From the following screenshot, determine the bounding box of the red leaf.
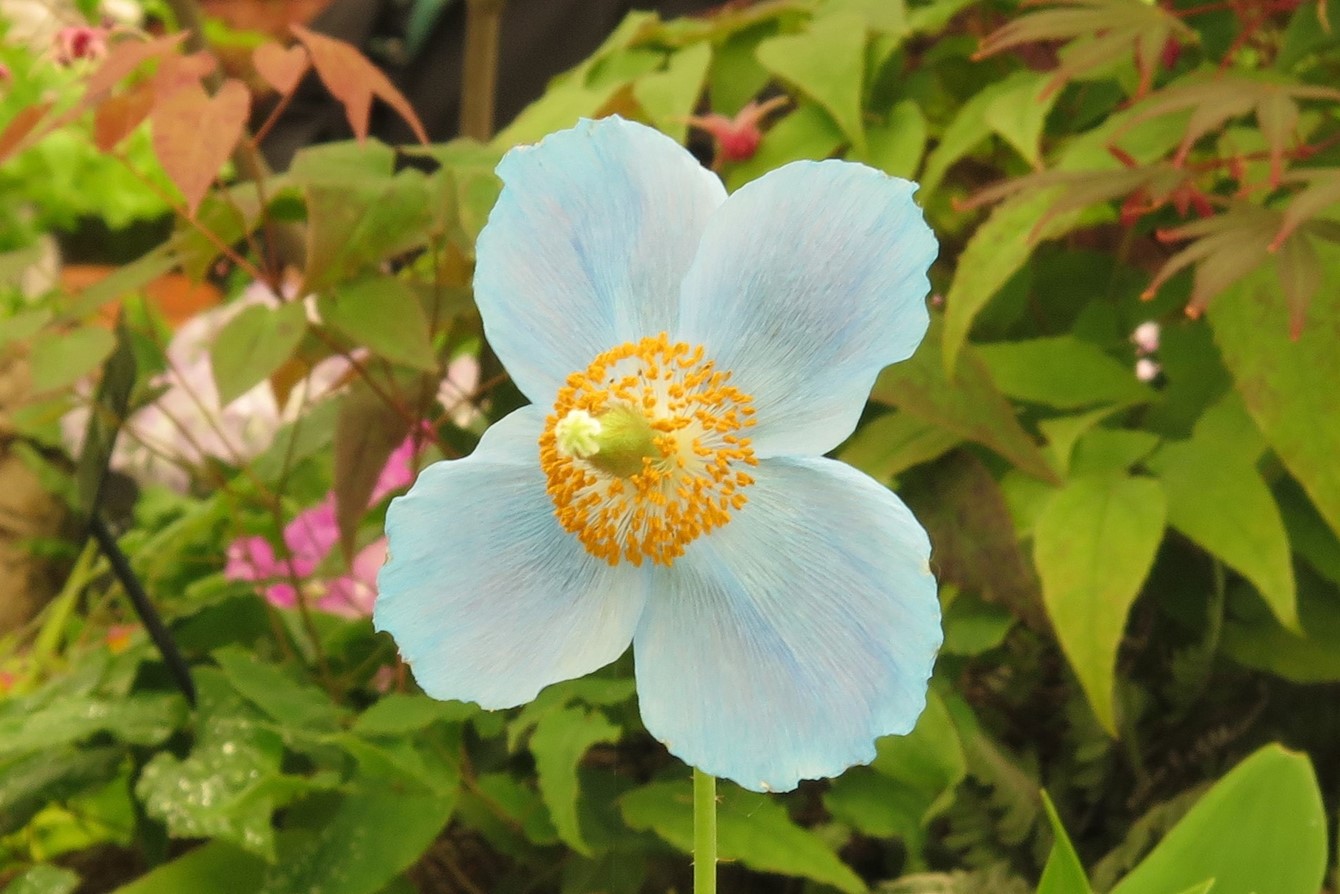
[151,50,218,102]
[0,102,52,163]
[151,79,251,216]
[253,41,309,96]
[290,24,428,144]
[93,81,154,151]
[84,32,187,100]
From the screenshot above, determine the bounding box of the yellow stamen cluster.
[539,334,758,567]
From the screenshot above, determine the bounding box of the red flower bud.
[687,96,789,165]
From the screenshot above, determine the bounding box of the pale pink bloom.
[1131,321,1160,355]
[1135,357,1161,382]
[63,285,350,491]
[436,353,481,425]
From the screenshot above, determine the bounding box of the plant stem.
[693,767,717,894]
[460,0,507,140]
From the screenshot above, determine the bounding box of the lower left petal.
[633,456,941,792]
[375,407,649,709]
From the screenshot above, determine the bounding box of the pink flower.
[54,26,109,65]
[225,429,423,618]
[63,284,350,492]
[687,96,788,165]
[1135,357,1161,383]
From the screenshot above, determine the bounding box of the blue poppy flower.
[375,116,941,793]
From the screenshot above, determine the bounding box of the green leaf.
[1,864,79,894]
[1038,790,1093,894]
[333,377,414,558]
[210,301,308,407]
[871,320,1060,483]
[318,276,437,372]
[1040,405,1128,478]
[621,781,865,893]
[352,694,475,737]
[1210,266,1340,540]
[918,83,994,199]
[27,327,115,393]
[1222,575,1340,683]
[135,715,286,859]
[858,100,927,179]
[1033,474,1166,733]
[0,308,50,350]
[976,337,1152,409]
[899,451,1046,630]
[707,20,777,114]
[58,248,179,323]
[301,169,433,293]
[110,841,265,894]
[1148,438,1297,631]
[633,43,712,143]
[0,694,186,758]
[1111,745,1326,894]
[0,745,122,835]
[982,71,1058,169]
[1068,428,1160,477]
[756,13,867,152]
[941,189,1088,375]
[820,0,908,34]
[258,787,456,894]
[529,705,620,856]
[837,411,960,482]
[941,590,1016,656]
[825,690,964,862]
[212,646,344,731]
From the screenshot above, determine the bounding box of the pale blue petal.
[475,117,727,404]
[675,160,937,458]
[633,457,941,792]
[375,406,649,709]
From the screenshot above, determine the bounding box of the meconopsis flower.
[375,117,942,792]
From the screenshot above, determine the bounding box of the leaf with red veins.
[1144,204,1281,319]
[1272,169,1340,250]
[94,79,155,151]
[290,24,428,144]
[152,79,251,217]
[973,0,1192,99]
[253,42,310,96]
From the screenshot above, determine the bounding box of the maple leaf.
[974,0,1194,98]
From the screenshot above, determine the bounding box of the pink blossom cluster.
[224,433,420,618]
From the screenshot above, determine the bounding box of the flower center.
[539,334,758,567]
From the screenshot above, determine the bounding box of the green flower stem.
[693,767,717,894]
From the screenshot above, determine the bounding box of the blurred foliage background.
[1,0,1338,891]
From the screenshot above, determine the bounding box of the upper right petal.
[475,117,727,405]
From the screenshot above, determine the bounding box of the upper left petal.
[475,117,727,404]
[375,407,649,708]
[633,456,941,792]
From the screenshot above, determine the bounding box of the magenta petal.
[371,435,421,504]
[282,497,339,575]
[225,536,279,582]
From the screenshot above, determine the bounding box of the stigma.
[539,334,758,567]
